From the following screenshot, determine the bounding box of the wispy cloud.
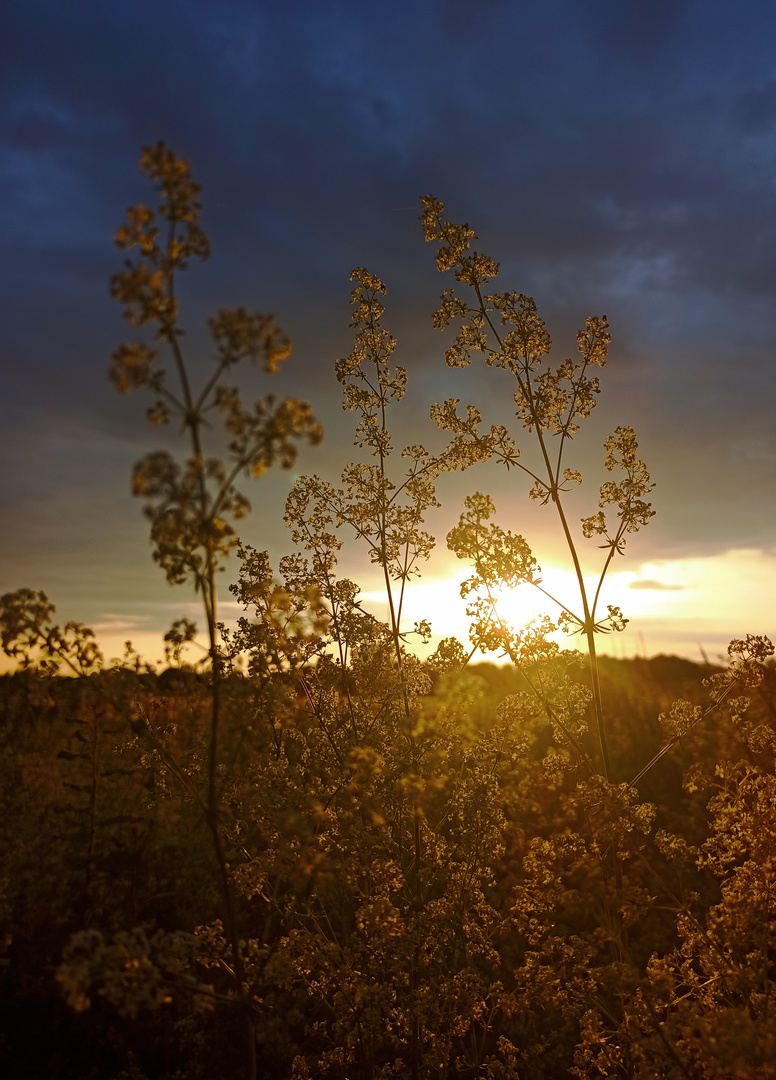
[92,615,151,633]
[628,578,685,591]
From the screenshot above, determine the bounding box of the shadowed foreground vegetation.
[1,655,775,1079]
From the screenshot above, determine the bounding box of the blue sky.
[1,0,775,663]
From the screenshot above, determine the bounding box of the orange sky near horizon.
[4,546,771,676]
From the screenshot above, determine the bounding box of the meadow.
[1,145,774,1080]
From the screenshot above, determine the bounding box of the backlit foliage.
[110,142,321,594]
[0,152,774,1080]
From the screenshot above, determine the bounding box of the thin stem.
[473,281,613,782]
[194,356,230,415]
[590,539,620,622]
[163,223,256,1080]
[528,580,583,624]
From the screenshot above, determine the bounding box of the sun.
[489,580,564,634]
[360,562,587,657]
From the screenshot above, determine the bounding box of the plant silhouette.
[0,149,773,1080]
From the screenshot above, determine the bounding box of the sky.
[1,0,775,668]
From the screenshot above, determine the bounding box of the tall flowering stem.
[419,195,655,784]
[110,143,321,1080]
[285,267,497,1076]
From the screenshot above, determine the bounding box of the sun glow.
[359,548,776,663]
[360,562,586,657]
[485,568,581,634]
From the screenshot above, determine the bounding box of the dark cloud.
[733,78,776,134]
